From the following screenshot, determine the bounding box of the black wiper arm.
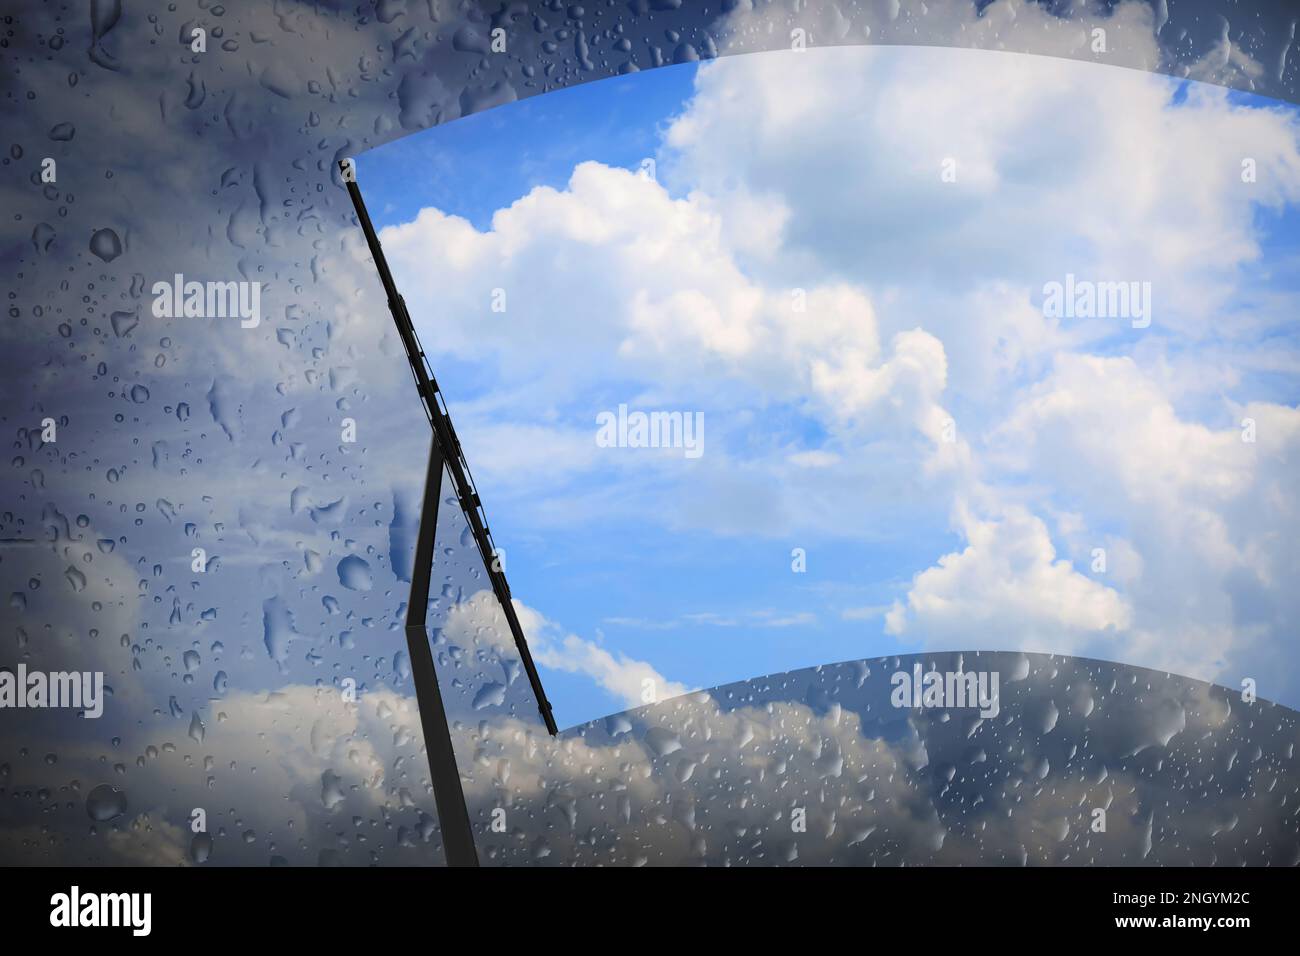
[340,159,558,737]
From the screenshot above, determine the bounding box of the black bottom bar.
[21,866,1285,939]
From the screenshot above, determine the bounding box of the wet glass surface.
[1,0,1298,866]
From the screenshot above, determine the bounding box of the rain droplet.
[89,227,122,262]
[336,554,372,591]
[86,784,127,821]
[189,832,213,864]
[110,310,138,337]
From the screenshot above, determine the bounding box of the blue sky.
[361,63,926,719]
[364,48,1300,728]
[362,63,697,230]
